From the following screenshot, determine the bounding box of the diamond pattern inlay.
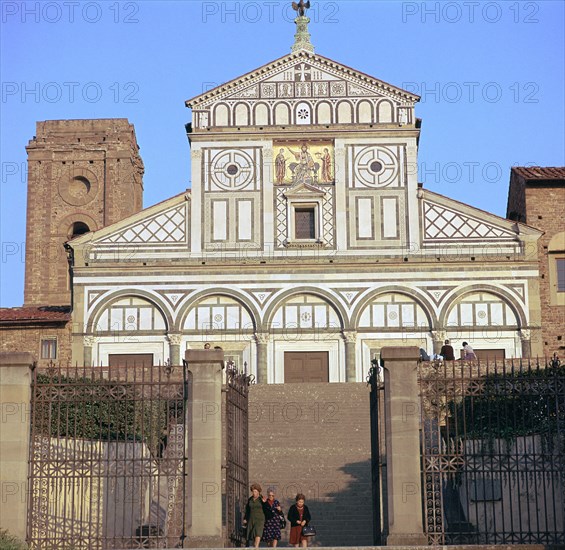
[423,201,515,241]
[99,205,187,244]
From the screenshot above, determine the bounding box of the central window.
[283,189,325,247]
[295,207,316,239]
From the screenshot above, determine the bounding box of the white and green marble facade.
[70,49,542,380]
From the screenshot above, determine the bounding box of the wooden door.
[284,351,329,383]
[108,353,154,367]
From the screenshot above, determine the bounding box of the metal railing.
[27,362,188,549]
[418,358,565,545]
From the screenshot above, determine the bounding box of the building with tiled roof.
[0,306,71,366]
[507,166,565,354]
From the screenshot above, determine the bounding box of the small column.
[184,349,224,548]
[255,332,270,384]
[0,352,35,542]
[519,329,531,358]
[380,346,427,546]
[83,335,95,366]
[432,330,446,356]
[167,333,183,365]
[342,330,357,382]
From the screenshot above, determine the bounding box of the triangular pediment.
[421,190,542,244]
[283,181,326,198]
[70,192,191,262]
[186,51,419,124]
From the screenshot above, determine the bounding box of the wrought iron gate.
[419,358,565,545]
[27,363,188,549]
[225,361,253,547]
[367,360,384,545]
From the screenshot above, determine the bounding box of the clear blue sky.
[1,0,564,307]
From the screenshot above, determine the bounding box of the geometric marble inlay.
[99,205,187,244]
[423,201,515,240]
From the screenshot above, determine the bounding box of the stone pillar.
[342,330,357,382]
[255,332,269,384]
[168,333,183,365]
[184,349,224,548]
[519,329,532,358]
[0,352,35,542]
[83,335,95,366]
[380,346,427,546]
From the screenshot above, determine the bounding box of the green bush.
[448,364,565,442]
[33,373,184,456]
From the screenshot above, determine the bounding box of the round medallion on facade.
[58,167,98,206]
[354,146,398,187]
[210,150,254,191]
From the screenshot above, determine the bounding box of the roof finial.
[291,1,314,53]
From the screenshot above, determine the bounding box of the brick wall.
[248,383,374,546]
[0,323,71,367]
[525,185,565,355]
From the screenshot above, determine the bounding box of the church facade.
[65,19,546,382]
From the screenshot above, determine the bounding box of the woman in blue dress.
[261,488,284,547]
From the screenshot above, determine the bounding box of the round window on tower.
[58,168,98,206]
[69,176,91,199]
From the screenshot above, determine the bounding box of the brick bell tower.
[24,119,144,306]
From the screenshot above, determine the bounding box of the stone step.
[156,546,546,550]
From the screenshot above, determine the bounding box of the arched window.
[183,296,254,332]
[358,293,430,330]
[94,297,167,333]
[271,294,341,330]
[69,221,90,240]
[445,292,519,329]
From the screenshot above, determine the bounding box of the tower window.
[69,175,91,198]
[69,222,90,240]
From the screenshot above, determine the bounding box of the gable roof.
[185,50,420,109]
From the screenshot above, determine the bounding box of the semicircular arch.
[263,287,348,331]
[439,285,526,329]
[88,289,172,333]
[58,212,98,239]
[351,287,436,331]
[177,288,260,333]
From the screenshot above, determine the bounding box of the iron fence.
[419,358,565,545]
[367,361,385,545]
[27,363,188,549]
